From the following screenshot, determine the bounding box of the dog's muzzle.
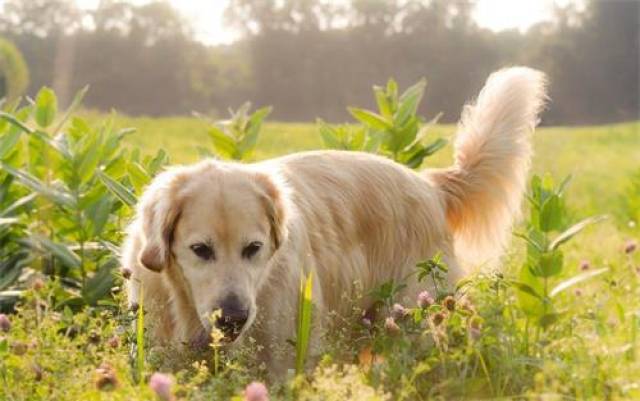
[215,293,249,342]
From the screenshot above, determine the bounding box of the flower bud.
[417,291,434,309]
[95,362,118,391]
[625,240,637,254]
[390,303,408,320]
[244,381,269,401]
[107,335,120,348]
[384,317,401,334]
[121,267,133,280]
[443,296,456,312]
[149,372,173,401]
[579,260,590,271]
[432,312,445,326]
[0,314,11,332]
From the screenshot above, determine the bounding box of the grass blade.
[136,283,145,383]
[296,271,313,375]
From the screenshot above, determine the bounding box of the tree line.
[0,0,637,125]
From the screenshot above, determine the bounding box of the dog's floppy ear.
[254,172,288,251]
[137,169,185,272]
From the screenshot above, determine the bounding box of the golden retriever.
[121,67,547,373]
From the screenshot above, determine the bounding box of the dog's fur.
[122,67,547,373]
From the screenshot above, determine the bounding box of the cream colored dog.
[121,67,547,372]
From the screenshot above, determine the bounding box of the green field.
[112,115,638,216]
[2,111,639,400]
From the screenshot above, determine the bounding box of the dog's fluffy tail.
[430,67,547,270]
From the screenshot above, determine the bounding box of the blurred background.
[0,0,638,125]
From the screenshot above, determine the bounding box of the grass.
[1,115,639,400]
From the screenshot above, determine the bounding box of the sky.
[75,0,577,45]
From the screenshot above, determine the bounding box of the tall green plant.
[514,174,607,329]
[201,102,272,161]
[319,78,446,168]
[0,87,166,309]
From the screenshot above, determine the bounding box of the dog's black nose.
[216,294,249,340]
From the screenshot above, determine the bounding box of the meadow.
[0,86,639,400]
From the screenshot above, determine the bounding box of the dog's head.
[135,160,288,345]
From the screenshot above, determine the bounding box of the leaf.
[548,215,607,251]
[534,250,564,278]
[208,126,237,159]
[239,106,271,155]
[509,280,543,300]
[0,130,22,159]
[0,217,19,227]
[82,259,117,305]
[30,234,81,268]
[97,170,137,207]
[374,86,392,118]
[146,149,168,175]
[539,312,562,329]
[348,107,392,131]
[539,194,563,232]
[550,268,609,298]
[35,87,58,128]
[127,162,151,194]
[317,120,342,149]
[53,85,88,135]
[395,79,426,126]
[296,271,314,375]
[87,197,112,237]
[403,138,448,169]
[77,134,103,184]
[1,162,75,207]
[517,262,545,317]
[0,193,37,217]
[0,252,30,290]
[0,111,34,134]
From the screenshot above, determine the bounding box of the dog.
[121,67,547,374]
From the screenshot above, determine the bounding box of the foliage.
[514,175,606,328]
[319,78,447,168]
[0,37,29,102]
[0,87,167,311]
[200,102,272,161]
[0,86,638,399]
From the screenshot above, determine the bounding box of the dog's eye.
[190,243,214,261]
[242,241,263,259]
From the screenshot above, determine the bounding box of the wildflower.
[244,381,269,401]
[625,240,637,254]
[32,278,45,291]
[579,260,590,271]
[88,330,101,345]
[0,313,11,332]
[11,341,27,355]
[443,296,456,312]
[384,317,401,334]
[432,312,445,326]
[417,291,434,309]
[391,303,408,320]
[149,372,173,401]
[31,363,43,381]
[107,335,120,348]
[94,362,118,391]
[121,267,132,280]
